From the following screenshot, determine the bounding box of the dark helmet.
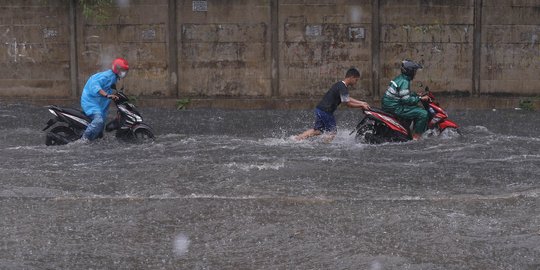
[400,59,422,79]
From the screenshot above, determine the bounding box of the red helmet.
[111,58,129,76]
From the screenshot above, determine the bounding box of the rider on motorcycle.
[80,58,129,141]
[382,59,430,140]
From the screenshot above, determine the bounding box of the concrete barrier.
[0,0,538,109]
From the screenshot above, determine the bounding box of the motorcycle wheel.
[355,119,376,143]
[133,129,155,143]
[45,126,78,146]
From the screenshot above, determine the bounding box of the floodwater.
[1,103,539,270]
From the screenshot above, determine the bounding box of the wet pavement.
[0,102,539,269]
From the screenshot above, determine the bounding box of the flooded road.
[1,103,539,269]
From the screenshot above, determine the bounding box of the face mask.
[119,71,127,78]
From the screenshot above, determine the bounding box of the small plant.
[80,0,113,21]
[518,99,534,111]
[176,98,191,110]
[128,95,138,105]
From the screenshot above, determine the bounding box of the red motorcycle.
[353,88,460,143]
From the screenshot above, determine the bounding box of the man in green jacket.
[382,59,430,140]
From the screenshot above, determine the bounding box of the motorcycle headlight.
[48,109,57,116]
[119,105,143,122]
[127,112,142,122]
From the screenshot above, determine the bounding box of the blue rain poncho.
[80,69,118,116]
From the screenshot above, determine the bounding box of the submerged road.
[1,103,539,269]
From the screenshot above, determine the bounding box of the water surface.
[1,103,539,269]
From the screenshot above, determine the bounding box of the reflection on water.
[1,103,539,269]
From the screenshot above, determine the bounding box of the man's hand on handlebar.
[359,101,371,110]
[107,94,119,101]
[420,95,430,102]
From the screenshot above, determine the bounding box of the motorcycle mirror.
[424,86,430,92]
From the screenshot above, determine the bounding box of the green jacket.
[381,74,421,111]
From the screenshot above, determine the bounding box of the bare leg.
[293,129,322,141]
[321,132,336,143]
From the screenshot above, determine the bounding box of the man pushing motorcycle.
[293,67,371,142]
[79,58,129,141]
[382,59,430,140]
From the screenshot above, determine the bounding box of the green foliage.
[518,99,535,111]
[80,0,113,21]
[176,98,191,110]
[128,95,138,105]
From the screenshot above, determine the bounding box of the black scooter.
[43,90,154,145]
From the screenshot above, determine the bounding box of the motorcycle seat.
[368,107,413,129]
[50,105,91,122]
[368,107,397,118]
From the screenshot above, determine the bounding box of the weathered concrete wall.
[178,0,271,97]
[77,0,169,97]
[0,0,539,107]
[0,1,71,97]
[481,0,540,95]
[278,0,373,99]
[380,0,475,96]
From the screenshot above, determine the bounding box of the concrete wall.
[178,0,272,97]
[0,0,539,106]
[278,0,373,99]
[380,0,475,95]
[481,0,540,95]
[0,1,71,98]
[77,0,169,97]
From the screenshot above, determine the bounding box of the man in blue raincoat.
[80,58,129,141]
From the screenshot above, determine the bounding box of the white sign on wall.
[193,1,208,12]
[305,25,322,36]
[349,27,365,40]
